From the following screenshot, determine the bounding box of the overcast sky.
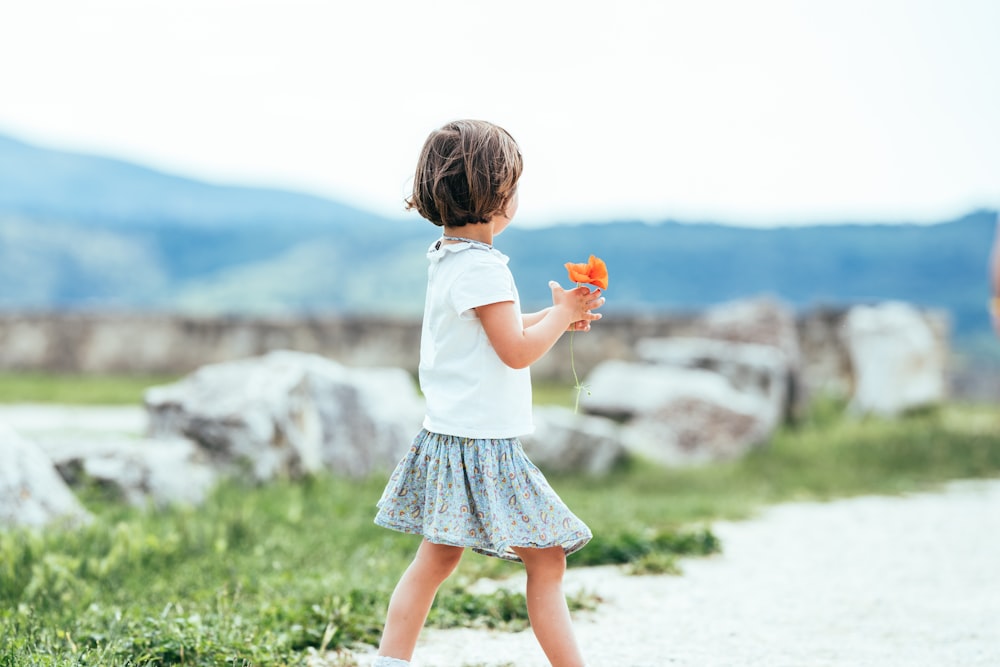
[1,0,998,227]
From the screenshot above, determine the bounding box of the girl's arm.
[524,309,595,331]
[478,283,603,370]
[522,308,551,328]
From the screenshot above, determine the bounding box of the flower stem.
[570,327,582,413]
[569,282,589,414]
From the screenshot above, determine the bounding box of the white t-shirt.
[419,239,534,438]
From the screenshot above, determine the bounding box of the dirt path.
[344,479,1000,667]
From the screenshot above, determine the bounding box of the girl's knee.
[514,546,567,578]
[416,540,464,576]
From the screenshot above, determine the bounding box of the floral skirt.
[375,429,592,562]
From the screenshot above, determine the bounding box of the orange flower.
[564,255,608,290]
[563,254,608,413]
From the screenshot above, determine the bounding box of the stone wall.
[0,313,426,376]
[0,308,950,400]
[0,312,696,379]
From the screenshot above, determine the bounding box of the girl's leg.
[511,546,586,667]
[377,539,464,661]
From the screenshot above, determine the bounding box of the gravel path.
[344,479,1000,667]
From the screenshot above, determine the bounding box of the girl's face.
[493,189,519,236]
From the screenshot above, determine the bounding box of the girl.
[373,120,604,667]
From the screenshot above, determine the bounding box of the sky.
[1,0,999,227]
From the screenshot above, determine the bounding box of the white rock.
[580,361,768,421]
[523,406,625,475]
[842,302,947,416]
[637,336,788,427]
[40,436,218,508]
[0,423,92,529]
[145,350,424,481]
[580,360,775,465]
[623,396,773,466]
[688,296,805,418]
[696,296,802,368]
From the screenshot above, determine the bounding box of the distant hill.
[0,133,384,229]
[503,212,996,337]
[0,132,995,339]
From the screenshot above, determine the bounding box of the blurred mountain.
[0,133,382,228]
[0,131,426,310]
[503,212,996,338]
[0,132,995,338]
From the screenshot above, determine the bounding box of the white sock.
[373,657,410,667]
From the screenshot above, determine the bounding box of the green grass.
[0,373,179,405]
[530,380,578,409]
[1,375,999,665]
[2,376,577,408]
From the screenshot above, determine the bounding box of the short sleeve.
[450,260,515,319]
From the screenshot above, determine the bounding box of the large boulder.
[636,337,788,429]
[692,296,801,363]
[623,396,773,466]
[0,424,92,529]
[39,436,218,508]
[579,361,775,465]
[797,308,854,400]
[144,350,424,481]
[1,405,213,509]
[686,297,804,420]
[842,302,948,416]
[581,361,771,420]
[522,406,625,475]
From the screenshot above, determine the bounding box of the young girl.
[372,119,604,667]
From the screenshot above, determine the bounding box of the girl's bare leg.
[377,539,464,661]
[512,546,586,667]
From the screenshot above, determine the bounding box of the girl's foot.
[373,657,410,667]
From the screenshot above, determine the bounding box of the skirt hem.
[373,516,591,563]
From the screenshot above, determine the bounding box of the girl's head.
[406,119,523,228]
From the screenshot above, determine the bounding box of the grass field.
[0,373,180,405]
[1,374,999,666]
[0,374,573,409]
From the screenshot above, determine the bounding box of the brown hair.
[406,119,523,227]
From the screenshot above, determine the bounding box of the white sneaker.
[373,657,410,667]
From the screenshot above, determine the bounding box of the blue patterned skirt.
[375,429,592,562]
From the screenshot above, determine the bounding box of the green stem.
[570,281,588,414]
[570,327,582,414]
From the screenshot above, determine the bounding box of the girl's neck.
[442,224,493,246]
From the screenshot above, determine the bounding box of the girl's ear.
[504,190,520,220]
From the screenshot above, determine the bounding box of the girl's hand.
[548,281,604,330]
[478,282,604,370]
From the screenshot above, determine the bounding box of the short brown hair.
[406,119,523,227]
